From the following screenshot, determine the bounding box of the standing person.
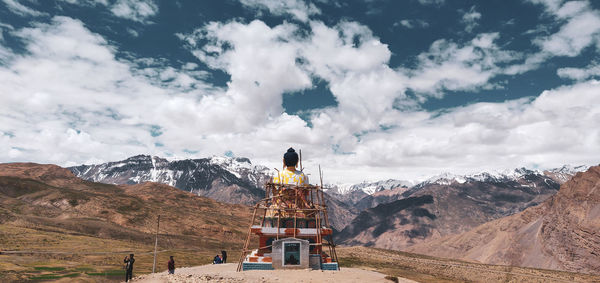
[124,253,135,282]
[167,256,175,274]
[221,250,227,264]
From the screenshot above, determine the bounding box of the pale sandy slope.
[132,263,416,283]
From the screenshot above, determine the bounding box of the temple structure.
[237,172,339,271]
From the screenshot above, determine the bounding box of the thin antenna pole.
[152,215,160,273]
[299,149,303,171]
[318,165,323,189]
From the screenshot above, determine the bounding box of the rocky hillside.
[69,155,271,205]
[68,156,587,233]
[336,168,567,250]
[69,155,357,231]
[0,162,252,246]
[329,166,586,211]
[326,179,413,210]
[407,165,600,275]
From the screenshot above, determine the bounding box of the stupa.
[237,166,339,271]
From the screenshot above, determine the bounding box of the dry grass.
[337,246,600,283]
[0,224,243,282]
[0,167,253,282]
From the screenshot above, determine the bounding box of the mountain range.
[336,166,581,249]
[69,155,272,205]
[2,157,598,276]
[68,155,358,230]
[68,156,589,236]
[408,165,600,274]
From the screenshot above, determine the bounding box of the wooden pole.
[237,204,259,272]
[152,215,160,273]
[276,208,281,240]
[299,149,303,171]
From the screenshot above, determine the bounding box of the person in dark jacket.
[124,253,135,282]
[213,254,222,264]
[168,256,175,274]
[221,250,227,263]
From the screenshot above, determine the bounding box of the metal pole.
[152,215,160,273]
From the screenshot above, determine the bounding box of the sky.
[1,0,599,183]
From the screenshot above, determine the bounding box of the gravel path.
[132,263,416,283]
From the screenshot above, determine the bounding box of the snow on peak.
[327,179,414,195]
[425,172,466,185]
[209,155,271,180]
[420,167,548,186]
[548,164,590,175]
[543,164,590,183]
[211,156,252,168]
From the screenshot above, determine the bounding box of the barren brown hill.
[408,165,600,275]
[0,162,253,281]
[0,163,252,237]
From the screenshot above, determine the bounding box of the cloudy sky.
[1,0,599,183]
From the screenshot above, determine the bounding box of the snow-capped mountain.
[327,179,414,195]
[69,155,356,231]
[324,179,415,212]
[544,165,590,183]
[208,156,273,188]
[69,155,272,205]
[327,165,589,215]
[336,165,591,250]
[415,166,589,188]
[327,165,589,198]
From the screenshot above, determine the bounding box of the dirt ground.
[336,246,600,283]
[132,263,415,283]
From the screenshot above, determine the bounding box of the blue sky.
[1,0,599,182]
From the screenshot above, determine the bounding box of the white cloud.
[57,0,158,23]
[0,17,185,165]
[169,18,599,182]
[535,9,600,57]
[0,23,14,62]
[239,0,321,22]
[417,0,445,6]
[557,62,600,80]
[404,33,520,96]
[527,0,564,14]
[179,19,402,138]
[507,0,600,75]
[342,80,600,181]
[110,0,158,23]
[127,28,139,37]
[2,0,46,17]
[395,19,429,29]
[180,20,313,132]
[461,6,481,33]
[1,10,598,184]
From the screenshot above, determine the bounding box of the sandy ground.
[132,263,416,283]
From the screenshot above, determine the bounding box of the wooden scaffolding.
[236,170,340,271]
